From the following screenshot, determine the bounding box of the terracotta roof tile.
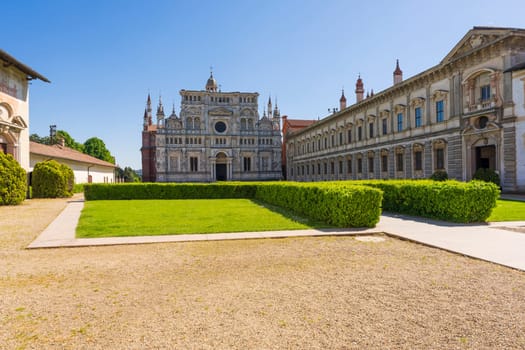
[30,141,116,168]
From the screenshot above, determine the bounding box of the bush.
[430,170,448,181]
[0,152,27,205]
[32,160,74,198]
[473,168,500,186]
[355,179,499,223]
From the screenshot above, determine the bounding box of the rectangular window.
[436,100,444,123]
[347,159,352,174]
[396,153,404,172]
[369,122,374,138]
[381,155,388,172]
[397,113,403,132]
[243,157,251,172]
[368,156,374,173]
[331,135,335,147]
[339,160,343,174]
[414,151,422,171]
[324,162,327,175]
[330,162,335,174]
[481,85,491,101]
[358,126,362,141]
[436,148,445,170]
[347,129,352,143]
[415,107,422,128]
[357,158,362,173]
[339,132,343,145]
[324,138,327,149]
[382,118,388,135]
[190,157,198,172]
[318,163,321,175]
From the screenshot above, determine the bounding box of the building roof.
[0,49,50,83]
[284,118,317,133]
[30,141,116,168]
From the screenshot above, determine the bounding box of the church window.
[435,148,445,170]
[415,107,422,127]
[243,157,251,172]
[397,113,403,132]
[414,150,423,171]
[396,153,404,172]
[436,101,444,123]
[186,117,193,130]
[190,157,198,172]
[241,118,247,130]
[481,84,491,101]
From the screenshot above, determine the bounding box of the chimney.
[355,75,364,103]
[58,137,65,147]
[393,59,403,85]
[339,89,347,110]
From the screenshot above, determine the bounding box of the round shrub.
[32,160,74,198]
[430,170,448,181]
[0,152,27,205]
[473,168,500,186]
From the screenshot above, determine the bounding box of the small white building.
[30,141,116,183]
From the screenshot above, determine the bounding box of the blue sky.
[3,0,524,169]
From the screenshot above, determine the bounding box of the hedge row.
[84,182,382,228]
[84,182,257,200]
[349,179,499,223]
[254,183,382,228]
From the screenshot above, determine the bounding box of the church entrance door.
[216,164,227,181]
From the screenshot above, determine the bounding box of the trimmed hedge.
[84,182,382,228]
[32,160,74,198]
[84,182,257,200]
[255,183,382,228]
[0,152,27,205]
[352,179,499,223]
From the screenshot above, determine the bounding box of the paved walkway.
[28,199,525,271]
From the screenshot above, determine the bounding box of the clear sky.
[3,0,524,169]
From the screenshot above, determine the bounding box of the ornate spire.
[156,96,165,116]
[393,59,403,85]
[355,74,364,103]
[339,88,347,110]
[206,69,218,92]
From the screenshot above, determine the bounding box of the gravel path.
[1,196,525,349]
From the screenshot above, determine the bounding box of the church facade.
[285,27,525,192]
[141,74,282,182]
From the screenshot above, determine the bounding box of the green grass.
[76,199,329,238]
[487,200,525,222]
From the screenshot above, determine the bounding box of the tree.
[30,133,50,144]
[83,137,115,164]
[116,166,141,182]
[56,130,84,151]
[0,152,27,205]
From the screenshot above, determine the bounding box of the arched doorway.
[215,152,227,181]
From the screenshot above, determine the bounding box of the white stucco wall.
[30,154,115,184]
[513,70,525,191]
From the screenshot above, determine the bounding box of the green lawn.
[487,199,525,222]
[76,199,329,238]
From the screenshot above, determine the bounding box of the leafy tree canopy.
[83,137,115,164]
[116,166,141,182]
[56,130,84,152]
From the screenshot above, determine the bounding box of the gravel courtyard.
[1,196,524,349]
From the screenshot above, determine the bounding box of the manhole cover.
[355,236,385,243]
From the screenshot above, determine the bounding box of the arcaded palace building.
[285,27,525,192]
[0,49,49,170]
[141,73,282,182]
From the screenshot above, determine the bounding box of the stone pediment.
[441,27,519,64]
[208,107,232,116]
